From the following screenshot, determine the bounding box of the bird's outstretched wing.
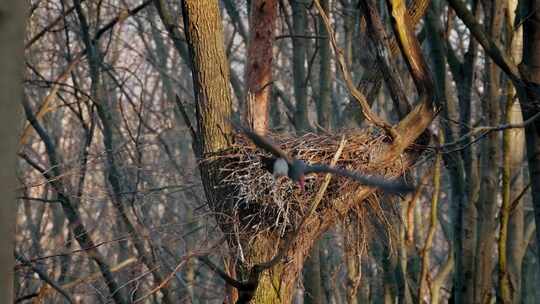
[304,164,414,194]
[231,121,292,162]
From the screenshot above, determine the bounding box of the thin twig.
[197,256,244,289]
[25,1,85,49]
[509,183,531,213]
[16,251,74,304]
[134,240,224,303]
[440,111,540,153]
[17,196,62,203]
[306,136,347,219]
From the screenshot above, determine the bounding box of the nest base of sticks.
[203,128,424,266]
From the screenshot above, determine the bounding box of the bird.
[232,122,414,194]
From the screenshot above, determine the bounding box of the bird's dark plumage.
[260,156,276,173]
[233,123,291,162]
[231,121,414,194]
[303,164,414,193]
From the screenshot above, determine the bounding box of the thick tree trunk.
[0,2,26,302]
[244,0,277,134]
[425,6,476,302]
[181,0,233,155]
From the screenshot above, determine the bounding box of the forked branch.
[313,0,398,139]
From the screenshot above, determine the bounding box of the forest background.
[6,0,540,303]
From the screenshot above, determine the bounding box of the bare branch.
[15,251,74,304]
[313,0,397,138]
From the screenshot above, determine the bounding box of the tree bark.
[316,0,332,129]
[244,0,277,135]
[290,0,310,132]
[181,0,233,155]
[0,1,26,302]
[303,241,323,304]
[500,1,526,301]
[474,3,504,303]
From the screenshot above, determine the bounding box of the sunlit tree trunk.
[181,1,301,302]
[500,1,526,301]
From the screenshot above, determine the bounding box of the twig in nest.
[306,136,347,219]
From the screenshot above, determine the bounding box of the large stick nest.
[205,128,421,248]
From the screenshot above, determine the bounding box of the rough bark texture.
[181,0,233,156]
[361,0,410,119]
[244,0,277,135]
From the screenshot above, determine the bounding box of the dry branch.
[313,0,397,138]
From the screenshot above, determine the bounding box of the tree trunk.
[0,2,26,302]
[425,5,476,302]
[303,241,323,304]
[316,0,332,129]
[290,0,310,132]
[244,0,277,134]
[181,0,233,155]
[501,1,526,301]
[474,2,504,302]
